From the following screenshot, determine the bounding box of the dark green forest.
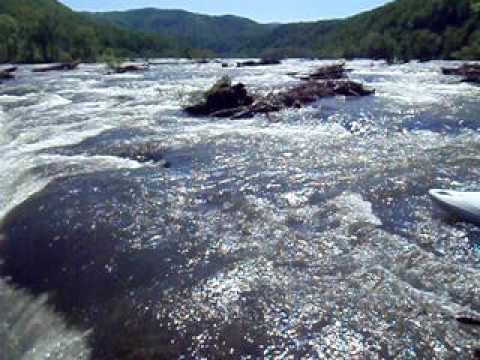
[0,0,479,63]
[289,0,480,61]
[88,9,277,57]
[0,0,181,63]
[93,0,480,61]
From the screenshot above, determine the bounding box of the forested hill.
[88,9,277,57]
[89,0,480,61]
[0,0,479,63]
[0,0,181,63]
[258,0,480,61]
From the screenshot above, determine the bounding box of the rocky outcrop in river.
[300,63,349,80]
[32,61,81,73]
[237,58,282,67]
[110,64,149,74]
[0,67,17,80]
[442,63,480,83]
[185,65,374,119]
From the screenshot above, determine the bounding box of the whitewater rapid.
[0,60,479,359]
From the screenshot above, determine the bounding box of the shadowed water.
[0,60,479,359]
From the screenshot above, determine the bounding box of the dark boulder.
[237,58,281,67]
[464,71,480,83]
[32,61,80,73]
[278,80,374,104]
[456,316,480,326]
[441,63,480,75]
[110,64,148,74]
[0,66,17,80]
[301,63,349,81]
[184,76,254,116]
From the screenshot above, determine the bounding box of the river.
[0,59,479,359]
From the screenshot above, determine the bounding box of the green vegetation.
[1,0,479,63]
[99,48,124,70]
[87,0,480,61]
[254,0,480,61]
[88,9,276,57]
[91,0,480,61]
[0,0,180,63]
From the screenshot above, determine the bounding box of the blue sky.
[61,0,391,23]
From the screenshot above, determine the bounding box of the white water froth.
[0,280,91,360]
[26,94,72,112]
[328,192,382,226]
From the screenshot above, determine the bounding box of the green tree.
[442,27,468,58]
[410,30,442,61]
[361,32,397,61]
[0,14,17,62]
[472,0,480,12]
[183,47,217,59]
[72,26,99,61]
[453,31,480,59]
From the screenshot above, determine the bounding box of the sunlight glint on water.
[0,60,479,359]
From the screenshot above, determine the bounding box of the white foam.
[26,94,72,112]
[0,280,91,360]
[0,95,29,104]
[328,192,382,226]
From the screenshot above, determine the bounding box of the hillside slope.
[1,0,479,62]
[91,0,480,60]
[257,0,480,60]
[0,0,179,63]
[88,8,276,56]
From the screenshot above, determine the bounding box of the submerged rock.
[0,172,150,311]
[32,61,80,73]
[0,170,237,359]
[47,128,217,169]
[442,63,480,83]
[115,144,167,164]
[47,128,170,166]
[83,142,167,164]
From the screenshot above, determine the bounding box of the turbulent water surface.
[0,60,479,359]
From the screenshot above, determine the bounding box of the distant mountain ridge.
[0,0,479,63]
[88,0,480,60]
[87,8,278,56]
